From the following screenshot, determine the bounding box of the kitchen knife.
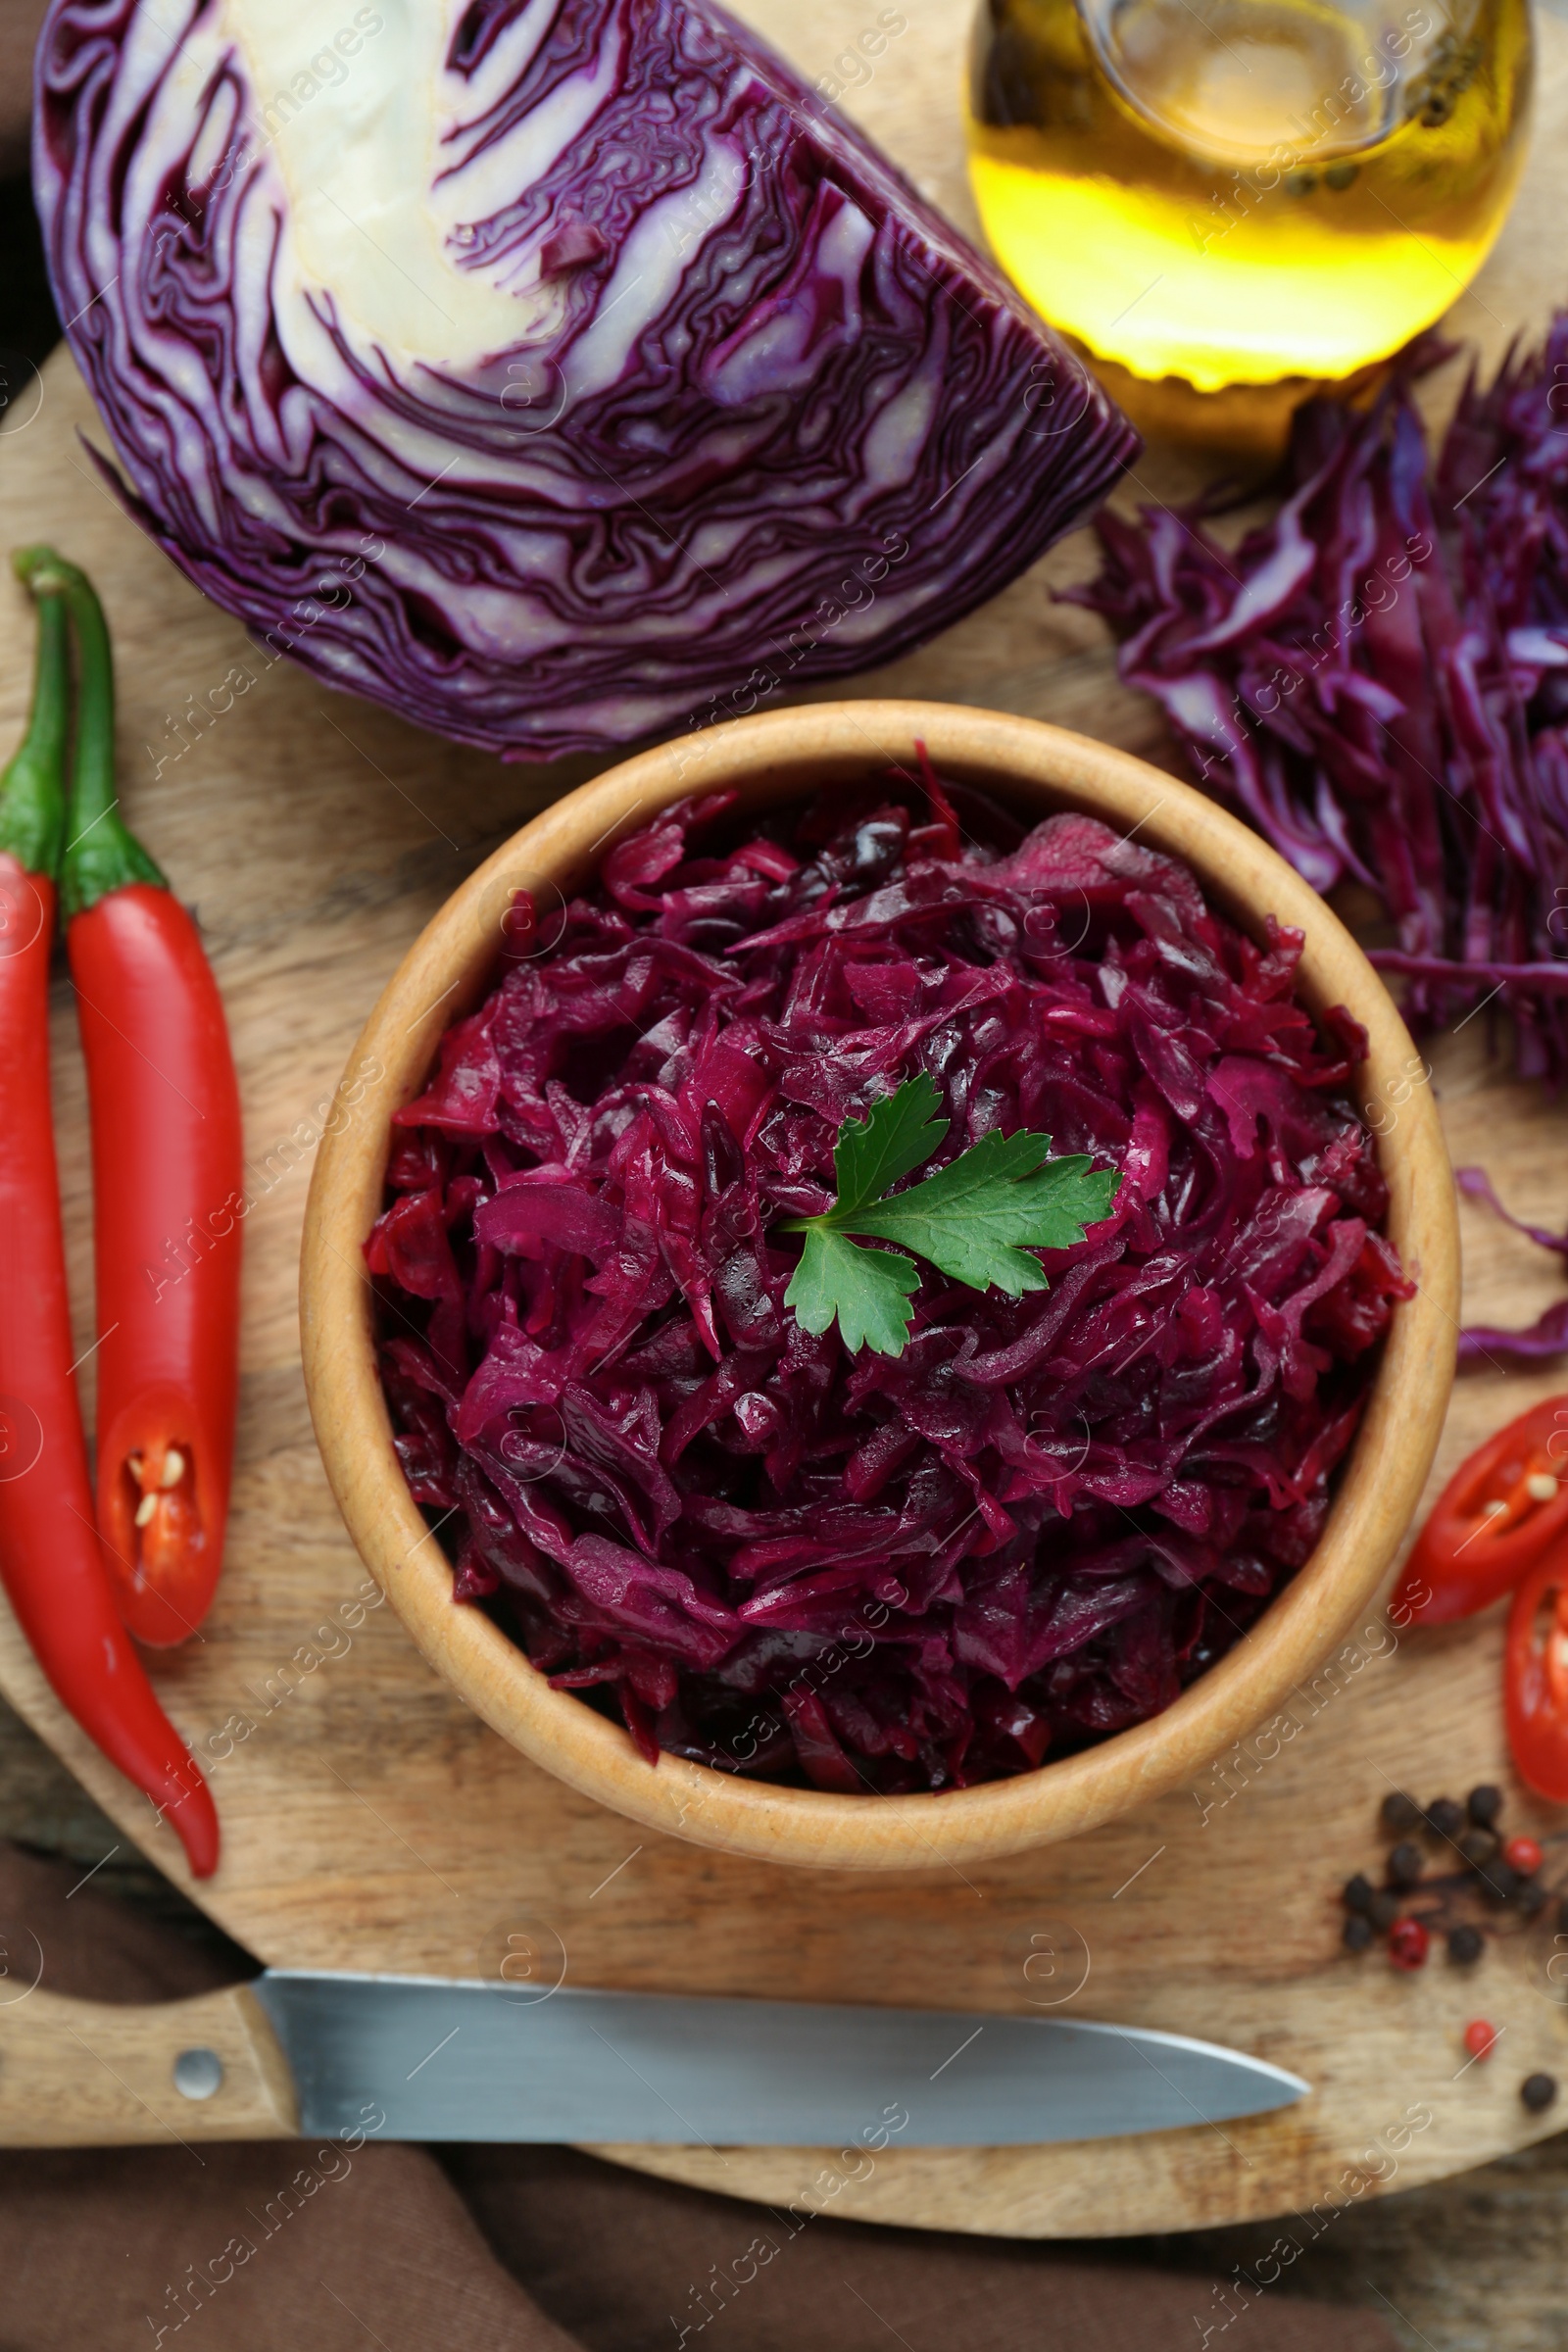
[0,1970,1308,2148]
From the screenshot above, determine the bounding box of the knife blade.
[249,1972,1309,2145]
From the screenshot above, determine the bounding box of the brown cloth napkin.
[0,1842,1397,2352]
[0,0,47,176]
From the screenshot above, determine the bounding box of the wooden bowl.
[300,701,1458,1871]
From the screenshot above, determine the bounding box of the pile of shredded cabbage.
[370,781,1407,1791]
[1072,323,1568,1084]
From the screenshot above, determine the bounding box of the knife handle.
[0,1984,300,2146]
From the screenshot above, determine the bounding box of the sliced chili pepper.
[1504,1544,1568,1804]
[42,552,243,1649]
[1392,1395,1568,1624]
[1,552,217,1875]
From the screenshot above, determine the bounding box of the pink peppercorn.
[1389,1918,1430,1971]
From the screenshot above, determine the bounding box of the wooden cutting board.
[4,0,1568,2241]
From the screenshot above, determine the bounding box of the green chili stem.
[1,560,71,883]
[13,545,165,919]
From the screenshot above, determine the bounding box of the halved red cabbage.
[33,0,1135,760]
[368,782,1406,1792]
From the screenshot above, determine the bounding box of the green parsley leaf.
[829,1069,949,1217]
[786,1224,923,1356]
[852,1128,1119,1298]
[781,1077,1119,1356]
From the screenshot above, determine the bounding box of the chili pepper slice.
[1,552,218,1875]
[1504,1544,1568,1804]
[1391,1395,1568,1625]
[42,552,243,1649]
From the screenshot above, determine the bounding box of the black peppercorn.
[1479,1863,1522,1905]
[1521,2072,1558,2114]
[1368,1889,1400,1932]
[1459,1826,1500,1868]
[1446,1923,1484,1965]
[1388,1840,1424,1888]
[1556,1895,1568,1936]
[1382,1790,1423,1834]
[1468,1784,1504,1828]
[1516,1879,1549,1919]
[1425,1796,1464,1840]
[1343,1913,1375,1952]
[1343,1873,1375,1915]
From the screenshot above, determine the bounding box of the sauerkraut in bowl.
[368,763,1409,1797]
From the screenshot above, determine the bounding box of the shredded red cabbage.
[1456,1300,1568,1371]
[369,784,1407,1792]
[1071,318,1568,1084]
[1454,1168,1568,1370]
[1456,1167,1568,1262]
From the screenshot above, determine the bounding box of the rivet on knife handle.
[0,1984,300,2147]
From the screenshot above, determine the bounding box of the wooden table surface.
[4,0,1568,2331]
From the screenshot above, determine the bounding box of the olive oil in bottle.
[966,0,1532,396]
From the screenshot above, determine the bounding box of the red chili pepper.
[1505,1544,1568,1804]
[0,553,217,1875]
[46,556,244,1648]
[1392,1395,1568,1625]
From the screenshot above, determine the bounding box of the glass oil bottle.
[966,0,1532,437]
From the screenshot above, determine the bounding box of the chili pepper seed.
[1447,1924,1485,1964]
[1463,2019,1498,2061]
[1504,1836,1544,1876]
[1521,2073,1558,2114]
